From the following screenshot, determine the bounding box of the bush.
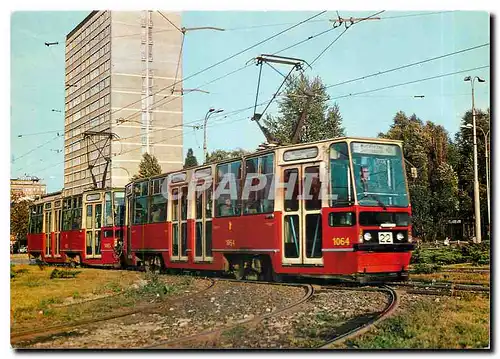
[139,272,175,298]
[412,263,441,274]
[461,243,490,265]
[50,268,81,279]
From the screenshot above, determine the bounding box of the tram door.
[85,202,102,258]
[171,186,189,261]
[281,163,324,265]
[44,204,52,257]
[194,183,213,262]
[54,206,62,256]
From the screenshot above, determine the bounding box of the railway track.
[10,278,216,346]
[145,280,315,349]
[318,285,399,349]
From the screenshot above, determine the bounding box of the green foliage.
[454,108,490,238]
[412,263,442,274]
[460,242,490,265]
[50,268,81,279]
[184,148,199,169]
[263,73,345,145]
[379,112,460,241]
[10,190,32,244]
[130,153,163,181]
[411,243,489,266]
[138,272,175,298]
[205,148,250,164]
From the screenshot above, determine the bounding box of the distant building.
[10,177,46,201]
[64,11,184,196]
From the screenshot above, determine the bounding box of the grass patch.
[10,264,142,329]
[342,295,490,349]
[410,271,490,285]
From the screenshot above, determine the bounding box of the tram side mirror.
[411,167,418,179]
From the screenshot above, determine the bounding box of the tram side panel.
[27,233,44,258]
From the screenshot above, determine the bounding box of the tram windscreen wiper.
[364,193,387,210]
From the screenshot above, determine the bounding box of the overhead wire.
[325,43,490,89]
[331,65,490,100]
[107,11,327,120]
[310,10,386,66]
[12,134,62,164]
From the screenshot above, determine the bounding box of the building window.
[148,44,153,61]
[148,27,153,43]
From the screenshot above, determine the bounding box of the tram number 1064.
[332,237,350,246]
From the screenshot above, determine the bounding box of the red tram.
[28,188,125,267]
[28,137,414,282]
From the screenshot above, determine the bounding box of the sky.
[10,10,490,193]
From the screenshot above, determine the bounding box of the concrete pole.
[471,82,482,244]
[478,127,490,238]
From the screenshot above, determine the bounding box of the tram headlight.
[396,233,405,241]
[363,233,372,241]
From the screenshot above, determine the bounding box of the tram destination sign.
[351,142,398,156]
[283,147,318,161]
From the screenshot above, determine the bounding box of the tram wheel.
[145,255,162,274]
[233,259,247,280]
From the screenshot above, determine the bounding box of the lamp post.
[461,122,490,239]
[203,108,224,163]
[464,75,486,243]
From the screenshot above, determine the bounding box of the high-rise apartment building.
[64,11,183,196]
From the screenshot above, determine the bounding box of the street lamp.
[464,75,486,243]
[461,122,490,239]
[203,108,224,163]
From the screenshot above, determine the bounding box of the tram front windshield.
[350,142,409,208]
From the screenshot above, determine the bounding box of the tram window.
[62,199,72,231]
[329,212,356,227]
[172,188,179,221]
[243,154,274,215]
[95,204,102,229]
[114,192,125,226]
[133,196,148,224]
[133,181,149,224]
[206,187,213,219]
[330,142,353,206]
[71,197,83,230]
[215,160,241,217]
[86,205,93,228]
[304,166,321,210]
[195,185,203,220]
[180,187,188,220]
[284,169,299,212]
[72,207,82,230]
[149,193,167,223]
[105,192,113,226]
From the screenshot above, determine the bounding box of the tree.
[263,73,345,145]
[131,153,162,181]
[183,148,199,169]
[10,191,32,245]
[205,148,250,164]
[379,111,459,241]
[454,108,490,239]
